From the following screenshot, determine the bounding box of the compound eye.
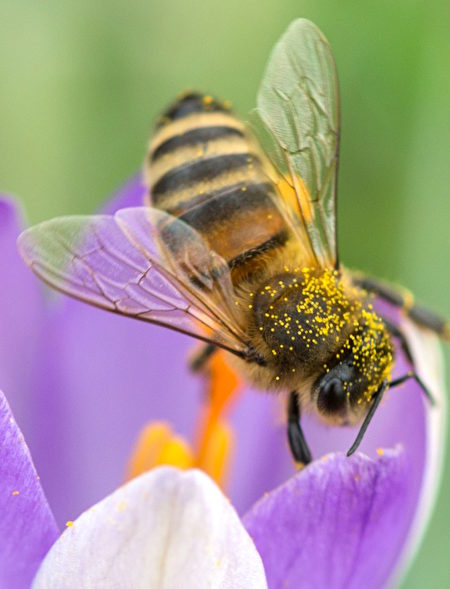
[317,378,347,415]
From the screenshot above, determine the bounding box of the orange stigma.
[126,351,242,489]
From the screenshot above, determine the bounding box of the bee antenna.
[347,380,388,457]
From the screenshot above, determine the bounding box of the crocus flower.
[0,184,446,588]
[0,389,267,588]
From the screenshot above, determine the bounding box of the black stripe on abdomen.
[163,181,271,216]
[162,181,289,282]
[151,153,257,202]
[177,182,289,272]
[156,92,228,127]
[228,230,289,270]
[151,126,245,162]
[178,182,275,231]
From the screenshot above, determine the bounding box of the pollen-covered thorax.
[251,267,394,396]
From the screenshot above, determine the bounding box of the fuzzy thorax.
[234,266,394,420]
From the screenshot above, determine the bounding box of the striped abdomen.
[145,92,290,282]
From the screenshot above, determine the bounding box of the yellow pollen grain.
[65,521,74,527]
[12,490,19,496]
[377,448,384,456]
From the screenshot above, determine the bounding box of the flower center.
[125,351,242,489]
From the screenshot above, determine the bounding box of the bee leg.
[190,343,217,373]
[347,380,388,456]
[382,317,415,365]
[354,275,450,340]
[287,391,312,465]
[382,319,435,404]
[389,372,435,405]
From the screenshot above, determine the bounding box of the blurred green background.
[1,0,449,586]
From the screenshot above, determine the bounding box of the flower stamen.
[125,422,194,481]
[126,352,242,488]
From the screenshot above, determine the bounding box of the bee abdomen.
[154,92,230,128]
[147,92,290,280]
[151,125,244,162]
[151,153,256,205]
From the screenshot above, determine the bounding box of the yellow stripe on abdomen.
[146,92,291,282]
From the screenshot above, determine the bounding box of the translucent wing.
[18,207,250,356]
[253,18,340,267]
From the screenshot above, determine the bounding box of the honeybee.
[19,19,449,465]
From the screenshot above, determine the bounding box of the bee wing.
[18,206,250,356]
[252,18,340,268]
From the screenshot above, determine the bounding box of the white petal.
[389,319,447,588]
[32,467,267,589]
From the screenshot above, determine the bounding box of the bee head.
[312,310,394,425]
[313,359,361,424]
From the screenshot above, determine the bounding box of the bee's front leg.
[189,343,217,373]
[382,317,415,365]
[287,391,312,466]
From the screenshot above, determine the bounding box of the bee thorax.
[251,268,355,379]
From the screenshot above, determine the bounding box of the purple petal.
[0,389,59,589]
[101,173,146,213]
[0,197,45,436]
[243,451,411,589]
[227,390,292,514]
[35,304,202,526]
[28,178,201,524]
